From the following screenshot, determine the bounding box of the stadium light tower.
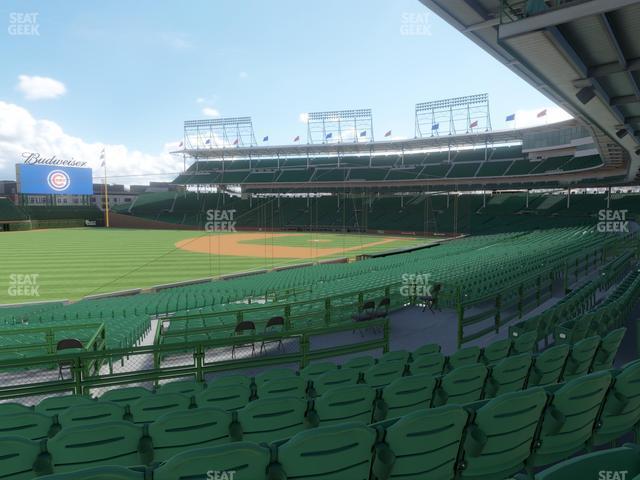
[183,117,257,150]
[306,109,374,144]
[415,94,492,137]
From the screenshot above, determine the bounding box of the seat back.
[484,353,532,398]
[511,330,537,354]
[99,387,152,406]
[482,338,511,365]
[448,346,481,370]
[0,411,53,440]
[528,344,570,387]
[0,436,41,480]
[59,401,125,428]
[363,360,406,388]
[562,335,601,381]
[313,368,359,396]
[157,380,205,396]
[130,393,190,423]
[0,403,33,416]
[258,376,307,399]
[410,352,445,376]
[531,371,612,467]
[254,368,295,388]
[47,421,146,473]
[196,383,252,411]
[593,359,640,446]
[344,355,376,370]
[35,395,94,416]
[379,405,468,480]
[379,350,410,364]
[238,396,308,443]
[300,362,337,382]
[380,373,438,420]
[461,388,547,479]
[592,327,626,371]
[274,423,376,480]
[56,339,83,352]
[33,465,145,479]
[412,343,441,359]
[315,384,375,425]
[148,407,232,462]
[154,442,270,480]
[234,321,256,335]
[436,363,488,406]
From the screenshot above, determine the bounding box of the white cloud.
[298,112,309,123]
[0,101,181,184]
[239,71,249,79]
[16,75,67,100]
[202,107,221,118]
[511,106,572,128]
[195,97,205,104]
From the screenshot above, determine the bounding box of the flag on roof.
[233,138,239,145]
[537,109,547,118]
[360,130,367,137]
[99,148,105,167]
[293,135,300,142]
[505,113,516,122]
[178,141,184,147]
[263,136,269,142]
[325,133,333,139]
[384,130,392,137]
[205,139,211,145]
[431,123,439,130]
[470,120,478,128]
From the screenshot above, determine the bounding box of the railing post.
[300,333,310,368]
[495,294,501,333]
[195,344,204,383]
[284,304,292,330]
[456,288,464,349]
[324,298,331,326]
[73,356,83,396]
[536,276,541,306]
[383,318,390,353]
[45,329,54,354]
[518,285,524,319]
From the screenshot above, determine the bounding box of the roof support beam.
[588,57,640,77]
[598,13,640,99]
[624,116,640,124]
[499,0,640,40]
[610,95,640,106]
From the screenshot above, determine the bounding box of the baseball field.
[0,228,433,303]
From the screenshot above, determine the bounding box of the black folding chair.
[421,284,442,313]
[231,321,256,359]
[260,316,285,353]
[56,338,83,380]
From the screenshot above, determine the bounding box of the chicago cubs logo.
[47,170,71,192]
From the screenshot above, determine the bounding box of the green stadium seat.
[562,336,601,381]
[0,435,42,480]
[156,380,205,396]
[592,359,640,446]
[129,393,191,423]
[0,411,54,440]
[314,384,375,425]
[484,353,532,398]
[362,360,406,388]
[529,444,640,479]
[412,343,441,359]
[448,346,481,370]
[481,338,511,365]
[528,344,570,387]
[344,356,376,370]
[374,405,468,480]
[37,465,145,480]
[459,388,547,479]
[300,362,337,382]
[254,368,295,388]
[58,401,125,428]
[195,383,252,411]
[592,327,626,371]
[35,395,94,416]
[435,364,488,406]
[0,403,33,416]
[528,371,612,468]
[45,421,151,473]
[511,331,538,355]
[410,352,445,376]
[237,396,308,443]
[99,387,152,406]
[378,373,437,421]
[271,423,376,480]
[379,350,410,364]
[312,368,360,396]
[208,375,252,389]
[153,442,271,480]
[258,376,307,399]
[148,407,232,462]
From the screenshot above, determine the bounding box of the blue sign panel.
[17,164,93,195]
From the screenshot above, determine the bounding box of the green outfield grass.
[0,228,432,304]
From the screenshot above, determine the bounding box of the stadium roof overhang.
[418,0,640,183]
[173,120,573,159]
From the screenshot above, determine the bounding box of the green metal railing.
[0,322,107,356]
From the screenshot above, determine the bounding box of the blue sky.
[0,0,569,182]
